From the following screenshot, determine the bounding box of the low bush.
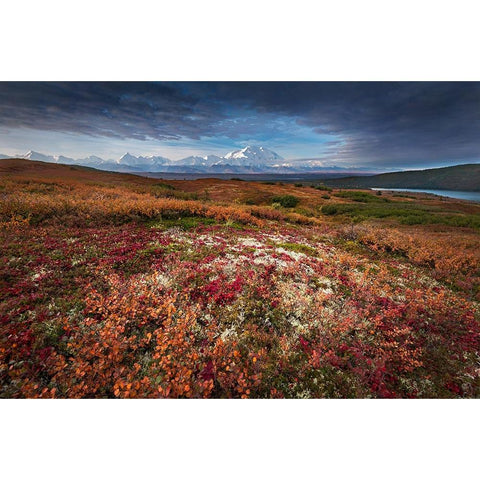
[314,184,332,192]
[321,204,338,215]
[271,195,300,208]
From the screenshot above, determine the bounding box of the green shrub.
[314,184,332,192]
[321,204,338,215]
[271,195,300,208]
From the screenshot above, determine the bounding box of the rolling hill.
[323,163,480,192]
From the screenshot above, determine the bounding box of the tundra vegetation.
[1,159,479,398]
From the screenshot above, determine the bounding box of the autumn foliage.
[0,161,479,398]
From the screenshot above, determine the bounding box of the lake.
[371,188,480,203]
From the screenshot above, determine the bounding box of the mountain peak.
[119,152,138,163]
[223,145,283,164]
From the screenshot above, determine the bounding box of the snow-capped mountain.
[0,146,366,174]
[19,151,77,164]
[22,150,59,162]
[223,146,283,166]
[2,146,288,172]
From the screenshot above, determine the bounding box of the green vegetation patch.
[151,182,176,191]
[147,216,218,230]
[277,242,318,256]
[321,202,480,228]
[334,191,391,203]
[271,195,300,208]
[313,184,333,192]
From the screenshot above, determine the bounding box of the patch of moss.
[147,216,218,230]
[277,242,318,256]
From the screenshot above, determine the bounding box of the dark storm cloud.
[1,82,479,167]
[0,82,227,141]
[205,82,480,166]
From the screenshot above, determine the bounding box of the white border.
[1,0,480,80]
[1,399,479,479]
[1,1,478,478]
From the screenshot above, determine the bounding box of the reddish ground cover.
[1,160,479,397]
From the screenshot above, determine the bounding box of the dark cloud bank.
[1,82,479,168]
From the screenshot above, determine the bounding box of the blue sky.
[0,82,479,169]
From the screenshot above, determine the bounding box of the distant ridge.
[323,164,480,192]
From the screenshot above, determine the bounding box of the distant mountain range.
[323,164,480,192]
[0,146,371,175]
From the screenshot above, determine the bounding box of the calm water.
[372,188,480,203]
